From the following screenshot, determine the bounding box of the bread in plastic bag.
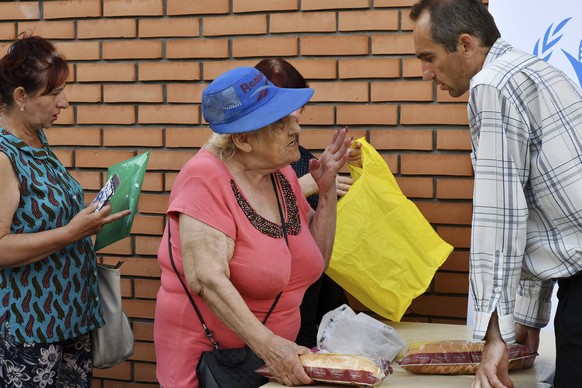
[256,352,392,386]
[397,340,537,375]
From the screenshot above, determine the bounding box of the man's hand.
[472,338,513,388]
[515,323,540,353]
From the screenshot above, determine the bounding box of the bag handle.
[168,172,287,350]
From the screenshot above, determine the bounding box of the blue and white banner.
[489,0,582,89]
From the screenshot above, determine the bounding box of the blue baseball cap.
[202,66,314,134]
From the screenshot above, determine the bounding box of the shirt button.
[72,195,77,200]
[94,271,98,276]
[494,287,501,293]
[95,296,100,302]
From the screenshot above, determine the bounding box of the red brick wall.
[0,1,479,385]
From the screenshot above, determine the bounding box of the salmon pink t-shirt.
[154,149,324,388]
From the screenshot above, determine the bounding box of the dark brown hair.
[409,0,500,52]
[255,58,308,89]
[0,35,69,108]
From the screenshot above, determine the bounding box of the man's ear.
[459,33,477,56]
[232,133,253,153]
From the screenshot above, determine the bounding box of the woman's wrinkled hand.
[347,141,362,168]
[471,338,513,388]
[259,334,313,386]
[65,202,131,241]
[335,175,354,197]
[309,126,351,195]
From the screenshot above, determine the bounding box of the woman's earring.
[19,106,25,112]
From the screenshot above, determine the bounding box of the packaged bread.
[256,352,392,386]
[396,340,537,375]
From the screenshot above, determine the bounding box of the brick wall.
[0,0,478,386]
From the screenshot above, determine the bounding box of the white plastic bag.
[317,305,405,362]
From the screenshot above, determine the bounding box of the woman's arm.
[0,152,130,268]
[179,214,313,386]
[306,128,351,268]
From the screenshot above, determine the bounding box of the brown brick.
[0,23,16,39]
[375,0,416,7]
[76,149,136,169]
[370,129,433,150]
[401,154,473,176]
[301,35,368,56]
[270,12,336,33]
[372,80,433,101]
[339,58,400,79]
[54,109,74,125]
[401,103,468,125]
[133,321,154,342]
[139,62,201,81]
[103,40,162,60]
[77,105,136,125]
[125,299,156,320]
[234,0,298,13]
[0,2,39,20]
[435,272,469,294]
[372,34,415,55]
[308,81,368,103]
[165,172,178,190]
[437,178,474,200]
[395,176,434,198]
[135,236,161,255]
[139,18,200,38]
[18,21,74,39]
[104,84,164,103]
[167,39,230,59]
[296,129,339,149]
[300,106,335,126]
[113,257,161,278]
[204,15,267,36]
[167,0,230,15]
[336,104,397,126]
[44,0,101,19]
[52,150,73,168]
[233,36,298,57]
[403,57,423,78]
[289,59,337,79]
[203,59,263,80]
[46,127,101,146]
[66,83,102,103]
[134,278,161,299]
[437,226,471,249]
[409,295,467,318]
[440,250,469,272]
[76,63,136,82]
[302,0,369,10]
[147,150,196,171]
[339,10,399,31]
[132,341,157,363]
[166,127,212,148]
[139,193,170,214]
[131,214,165,235]
[415,201,473,225]
[68,170,101,190]
[104,0,164,17]
[78,19,137,39]
[103,127,164,147]
[93,361,131,380]
[437,129,471,150]
[167,84,206,103]
[134,362,158,383]
[55,41,100,61]
[142,172,165,192]
[139,105,199,125]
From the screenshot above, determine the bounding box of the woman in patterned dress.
[0,35,129,387]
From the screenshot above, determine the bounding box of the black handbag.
[168,174,288,388]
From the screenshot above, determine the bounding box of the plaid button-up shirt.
[468,39,582,343]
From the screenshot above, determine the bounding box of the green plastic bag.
[326,139,453,322]
[94,152,150,251]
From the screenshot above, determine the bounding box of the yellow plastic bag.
[326,138,453,322]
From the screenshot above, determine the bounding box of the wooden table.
[262,321,555,387]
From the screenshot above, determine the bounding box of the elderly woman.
[0,35,129,386]
[154,66,352,387]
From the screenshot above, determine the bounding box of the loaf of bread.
[397,340,537,375]
[299,353,392,386]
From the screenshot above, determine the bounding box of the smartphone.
[93,173,121,212]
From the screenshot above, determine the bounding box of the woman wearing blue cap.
[154,66,352,387]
